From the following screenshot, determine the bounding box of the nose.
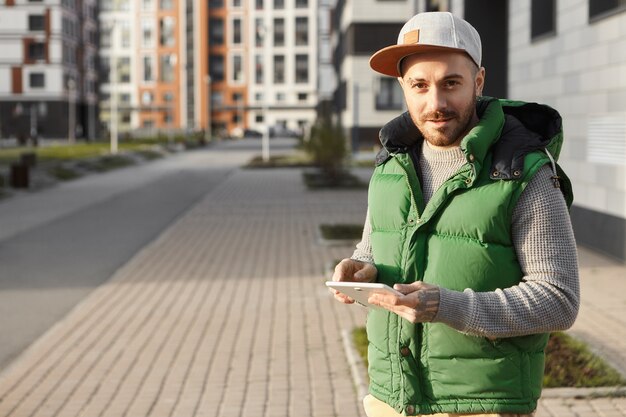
[425,87,447,113]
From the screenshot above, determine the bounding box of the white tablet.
[326,281,403,309]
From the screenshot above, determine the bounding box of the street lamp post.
[68,78,76,144]
[204,75,212,142]
[109,22,118,154]
[259,15,271,162]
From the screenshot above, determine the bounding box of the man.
[331,12,579,417]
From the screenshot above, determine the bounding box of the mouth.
[426,118,454,127]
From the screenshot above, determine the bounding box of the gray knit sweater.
[352,141,580,338]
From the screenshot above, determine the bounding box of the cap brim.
[369,44,468,77]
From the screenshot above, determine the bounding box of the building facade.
[242,0,318,136]
[0,0,99,141]
[96,0,319,138]
[508,0,626,260]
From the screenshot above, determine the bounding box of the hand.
[368,281,440,323]
[331,258,378,304]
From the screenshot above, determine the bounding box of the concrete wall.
[508,0,626,260]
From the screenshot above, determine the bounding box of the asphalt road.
[0,139,293,371]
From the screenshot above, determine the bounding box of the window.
[142,19,154,47]
[274,18,285,47]
[209,55,224,81]
[118,57,131,82]
[295,54,308,83]
[160,54,176,82]
[141,91,154,105]
[274,0,284,9]
[255,18,264,47]
[209,18,224,45]
[232,92,242,102]
[295,0,307,7]
[231,0,241,6]
[376,77,403,110]
[160,17,175,46]
[28,42,46,61]
[255,55,263,84]
[426,0,448,11]
[100,58,110,83]
[256,114,264,123]
[209,0,223,7]
[163,91,174,102]
[531,0,556,40]
[233,18,242,44]
[255,92,263,101]
[295,17,308,45]
[232,55,243,82]
[142,0,153,10]
[256,0,263,8]
[211,91,223,107]
[589,0,626,21]
[276,92,285,102]
[159,0,173,9]
[101,25,111,48]
[28,15,45,31]
[121,21,131,48]
[298,93,307,102]
[143,56,154,82]
[29,73,45,88]
[274,55,285,83]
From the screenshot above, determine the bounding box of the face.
[398,51,485,148]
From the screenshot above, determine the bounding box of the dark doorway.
[463,0,508,99]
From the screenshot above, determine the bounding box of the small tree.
[303,116,347,182]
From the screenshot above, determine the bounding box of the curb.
[341,326,626,402]
[342,328,369,400]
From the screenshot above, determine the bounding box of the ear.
[475,67,485,96]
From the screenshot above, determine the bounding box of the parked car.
[243,128,263,138]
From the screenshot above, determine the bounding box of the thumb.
[393,282,422,294]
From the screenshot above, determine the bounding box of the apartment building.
[99,0,189,135]
[508,0,626,260]
[0,0,99,141]
[96,0,318,138]
[237,0,318,136]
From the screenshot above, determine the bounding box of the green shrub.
[48,165,82,181]
[303,117,347,180]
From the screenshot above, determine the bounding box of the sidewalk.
[0,153,625,416]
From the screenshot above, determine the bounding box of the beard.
[411,92,477,148]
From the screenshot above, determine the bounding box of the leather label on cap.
[403,29,419,44]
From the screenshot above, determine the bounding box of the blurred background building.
[0,0,99,141]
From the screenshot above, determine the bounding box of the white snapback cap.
[369,12,482,77]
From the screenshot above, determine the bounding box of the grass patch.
[543,332,626,388]
[244,152,314,168]
[319,223,363,240]
[303,170,368,189]
[77,154,135,172]
[134,149,164,161]
[47,165,82,181]
[352,328,626,388]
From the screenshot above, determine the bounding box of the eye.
[443,80,460,88]
[411,82,428,90]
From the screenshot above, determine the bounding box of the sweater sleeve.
[433,164,580,338]
[351,208,375,264]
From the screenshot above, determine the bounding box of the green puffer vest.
[367,98,573,415]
